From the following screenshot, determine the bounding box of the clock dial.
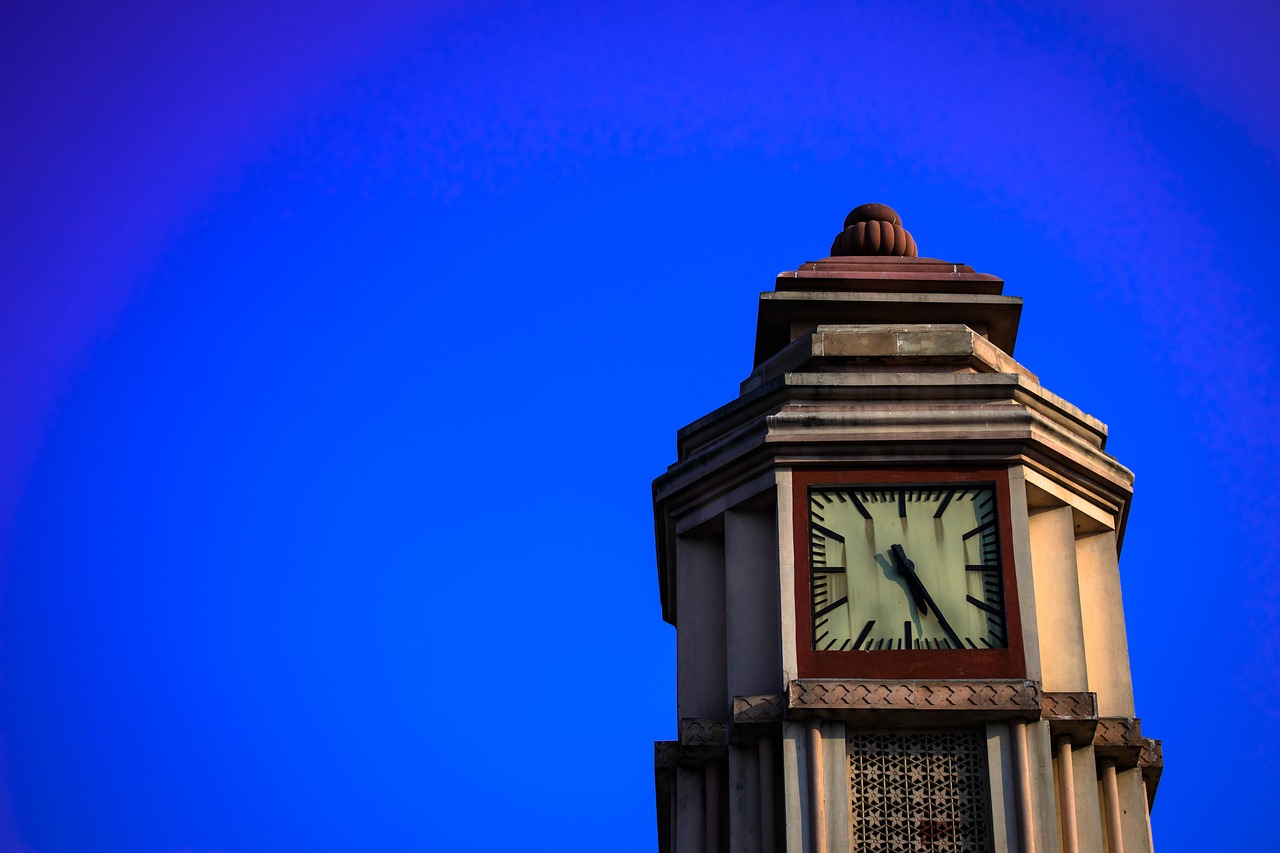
[808,485,1007,652]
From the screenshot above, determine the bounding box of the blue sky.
[2,1,1277,850]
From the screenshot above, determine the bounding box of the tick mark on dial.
[962,519,997,540]
[966,595,1003,616]
[811,522,846,543]
[853,620,876,649]
[814,596,849,619]
[933,489,956,518]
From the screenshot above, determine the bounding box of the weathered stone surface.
[1140,738,1164,803]
[740,323,1036,395]
[732,693,786,725]
[1041,691,1098,720]
[1093,716,1145,767]
[679,717,726,747]
[654,740,679,771]
[653,340,1136,623]
[789,679,1040,715]
[1041,690,1099,744]
[754,290,1022,363]
[652,208,1161,853]
[777,256,1002,296]
[675,718,727,764]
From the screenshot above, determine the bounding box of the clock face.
[808,484,1008,652]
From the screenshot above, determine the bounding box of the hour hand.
[891,543,964,649]
[890,544,929,615]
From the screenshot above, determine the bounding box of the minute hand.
[890,544,964,649]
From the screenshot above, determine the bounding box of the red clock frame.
[792,468,1027,680]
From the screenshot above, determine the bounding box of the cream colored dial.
[809,485,1007,651]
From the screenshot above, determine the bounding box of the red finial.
[830,203,918,257]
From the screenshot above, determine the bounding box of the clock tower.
[651,205,1161,853]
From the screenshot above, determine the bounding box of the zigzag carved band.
[732,694,785,725]
[1041,691,1097,720]
[789,679,1040,713]
[678,717,726,747]
[654,740,679,772]
[1093,716,1146,768]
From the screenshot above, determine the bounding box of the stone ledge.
[678,717,726,748]
[662,722,726,766]
[775,256,1004,295]
[1140,738,1163,803]
[1093,716,1145,767]
[654,740,679,773]
[732,693,786,725]
[789,679,1040,719]
[1041,691,1099,744]
[742,324,1036,396]
[755,290,1022,364]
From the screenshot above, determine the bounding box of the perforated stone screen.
[847,730,993,852]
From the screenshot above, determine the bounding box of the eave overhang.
[653,324,1134,625]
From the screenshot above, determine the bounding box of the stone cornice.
[788,679,1041,719]
[1093,716,1146,767]
[754,291,1022,364]
[679,717,726,748]
[1140,737,1164,802]
[1041,691,1098,720]
[732,694,786,726]
[658,720,726,766]
[655,351,1131,505]
[1041,691,1099,744]
[775,256,1003,295]
[654,374,1131,515]
[652,325,1134,625]
[675,371,1113,464]
[741,324,1036,395]
[654,740,679,773]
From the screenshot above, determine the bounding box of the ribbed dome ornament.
[830,203,918,258]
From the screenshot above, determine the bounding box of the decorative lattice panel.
[847,730,992,852]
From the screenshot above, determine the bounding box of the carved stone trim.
[679,717,727,746]
[654,740,679,774]
[732,694,786,725]
[1139,738,1162,770]
[1140,738,1163,804]
[1041,690,1098,744]
[1093,717,1144,768]
[656,728,728,771]
[1093,716,1140,745]
[677,717,728,762]
[653,741,676,853]
[1041,691,1097,720]
[789,679,1040,719]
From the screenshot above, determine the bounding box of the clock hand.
[889,544,930,615]
[890,544,965,649]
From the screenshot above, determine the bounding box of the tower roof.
[755,205,1020,365]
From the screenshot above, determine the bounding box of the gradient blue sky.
[2,2,1278,851]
